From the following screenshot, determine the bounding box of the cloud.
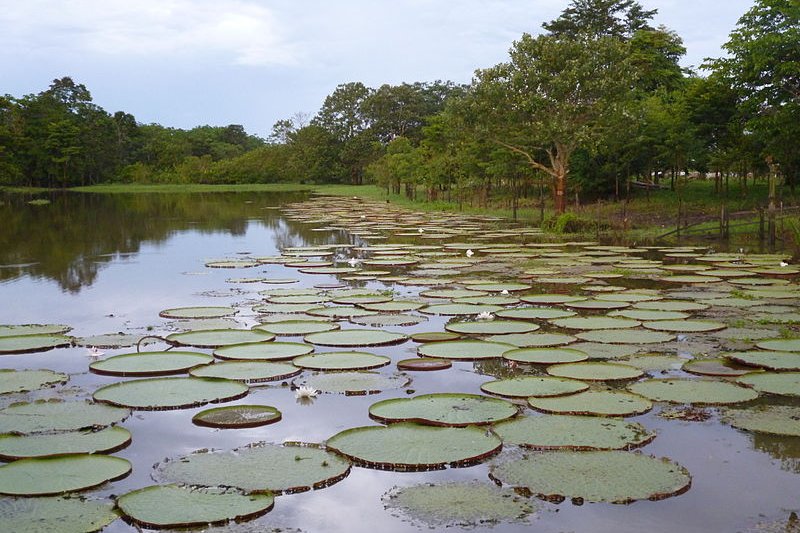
[0,0,296,66]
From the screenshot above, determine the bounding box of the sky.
[0,0,754,138]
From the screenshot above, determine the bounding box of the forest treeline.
[1,0,797,213]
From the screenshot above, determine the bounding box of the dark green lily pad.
[726,351,800,371]
[159,306,237,319]
[736,372,800,397]
[419,304,503,316]
[527,391,652,417]
[358,300,426,313]
[0,324,72,337]
[0,400,129,434]
[633,300,708,312]
[480,376,588,398]
[326,423,501,471]
[0,369,68,394]
[0,334,72,355]
[609,309,690,321]
[493,415,654,450]
[496,308,576,320]
[214,342,313,361]
[0,496,118,532]
[297,372,409,395]
[254,321,340,336]
[192,405,282,429]
[410,332,461,343]
[755,339,800,352]
[722,405,800,436]
[570,342,640,360]
[486,333,576,347]
[575,329,675,344]
[369,393,517,427]
[564,300,630,311]
[550,317,640,330]
[93,377,248,410]
[89,351,213,377]
[0,426,131,460]
[629,379,758,404]
[117,485,274,529]
[547,362,643,381]
[189,361,301,382]
[625,354,686,371]
[293,351,390,371]
[156,443,350,494]
[254,302,321,314]
[519,294,586,304]
[350,314,427,327]
[503,347,588,365]
[490,451,691,503]
[167,329,275,348]
[417,340,515,361]
[444,320,539,335]
[419,289,489,299]
[682,358,757,376]
[397,358,452,371]
[642,320,727,333]
[304,329,407,347]
[0,454,131,495]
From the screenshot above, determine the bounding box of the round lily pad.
[493,415,654,450]
[304,329,407,347]
[736,372,800,397]
[192,405,282,429]
[625,354,686,371]
[214,342,313,361]
[369,393,517,427]
[490,451,691,503]
[575,329,675,344]
[0,496,118,532]
[419,289,489,299]
[628,379,758,404]
[722,405,800,436]
[0,369,68,394]
[297,372,409,395]
[726,351,800,371]
[569,342,640,360]
[76,333,148,349]
[0,400,129,434]
[93,377,248,410]
[496,308,576,320]
[444,320,539,335]
[503,347,588,365]
[358,300,426,313]
[550,317,640,330]
[519,294,586,304]
[350,314,427,327]
[486,333,577,347]
[189,361,301,382]
[167,329,275,348]
[326,423,501,471]
[254,321,340,336]
[609,309,690,321]
[642,320,727,333]
[292,351,390,371]
[0,454,131,495]
[410,332,461,343]
[682,358,757,376]
[159,306,236,319]
[755,339,800,352]
[0,334,72,355]
[564,300,630,311]
[89,351,213,377]
[117,485,274,529]
[0,426,131,460]
[634,300,708,312]
[419,304,503,316]
[0,324,72,337]
[527,391,652,417]
[397,358,452,371]
[480,376,588,398]
[417,340,515,361]
[547,362,643,381]
[156,443,350,494]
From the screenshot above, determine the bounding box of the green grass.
[0,186,54,193]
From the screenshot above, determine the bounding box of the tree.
[542,0,656,39]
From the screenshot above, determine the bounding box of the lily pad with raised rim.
[736,372,800,397]
[722,405,800,436]
[493,415,654,450]
[0,454,131,496]
[419,304,503,316]
[628,379,758,405]
[296,372,410,395]
[0,369,68,394]
[444,320,539,335]
[292,351,390,371]
[0,496,118,532]
[397,358,452,371]
[503,347,588,365]
[547,362,643,381]
[369,393,517,427]
[0,324,72,337]
[253,321,340,336]
[89,351,213,377]
[304,329,407,347]
[0,400,130,434]
[496,308,576,320]
[410,332,461,343]
[682,358,757,376]
[550,317,640,330]
[486,333,577,347]
[167,329,275,348]
[642,320,727,333]
[480,376,588,398]
[93,377,248,410]
[189,361,301,382]
[726,351,800,371]
[755,339,800,352]
[192,405,282,429]
[214,342,313,361]
[159,306,237,319]
[0,334,72,355]
[417,340,515,361]
[527,390,652,417]
[575,329,675,344]
[350,314,427,327]
[0,426,131,460]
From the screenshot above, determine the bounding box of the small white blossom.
[294,386,318,399]
[501,289,509,295]
[348,257,361,267]
[87,347,104,357]
[781,261,789,267]
[466,249,474,257]
[476,311,494,321]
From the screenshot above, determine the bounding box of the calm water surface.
[0,191,798,533]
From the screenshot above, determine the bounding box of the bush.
[542,212,597,233]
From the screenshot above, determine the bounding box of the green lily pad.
[570,342,640,360]
[714,327,779,341]
[410,332,461,343]
[468,283,531,293]
[0,369,68,394]
[0,324,72,337]
[564,300,630,311]
[369,393,517,427]
[326,423,501,471]
[736,372,800,397]
[159,306,237,319]
[0,334,72,355]
[547,362,643,381]
[682,358,757,376]
[493,415,654,450]
[490,451,690,503]
[633,300,708,312]
[293,351,390,371]
[156,443,350,494]
[444,320,539,335]
[214,342,313,361]
[0,454,131,495]
[480,376,588,398]
[417,340,515,361]
[89,351,213,377]
[722,405,800,436]
[254,302,321,314]
[0,426,131,460]
[503,347,588,365]
[642,320,727,333]
[268,294,331,304]
[0,400,129,434]
[726,351,800,371]
[117,485,274,529]
[487,333,577,347]
[189,361,301,382]
[192,405,282,429]
[419,289,489,299]
[397,358,452,371]
[550,317,641,330]
[0,496,118,532]
[609,309,690,321]
[167,329,275,348]
[304,329,407,347]
[756,339,800,352]
[307,307,385,319]
[297,372,410,395]
[253,321,340,336]
[625,354,686,371]
[527,391,652,417]
[519,294,586,304]
[358,300,426,313]
[629,379,758,404]
[575,329,675,344]
[93,377,248,410]
[419,304,503,316]
[496,308,576,320]
[76,333,148,349]
[350,314,427,327]
[453,295,520,305]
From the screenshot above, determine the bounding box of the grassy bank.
[69,183,315,193]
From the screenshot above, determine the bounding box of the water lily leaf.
[167,329,275,348]
[117,485,273,529]
[410,332,461,343]
[159,306,237,319]
[253,321,340,336]
[633,300,708,312]
[0,400,129,434]
[467,283,531,293]
[490,451,690,503]
[214,341,313,361]
[304,329,407,347]
[570,342,640,360]
[564,299,630,311]
[755,339,800,352]
[486,333,577,347]
[419,289,489,299]
[528,391,652,417]
[547,362,643,381]
[519,294,586,304]
[326,423,501,471]
[268,294,331,304]
[89,351,213,377]
[722,405,800,436]
[480,376,588,398]
[575,329,675,344]
[397,358,452,371]
[726,351,800,371]
[0,324,72,337]
[0,334,72,355]
[93,377,248,410]
[642,320,727,333]
[0,426,131,460]
[0,369,68,394]
[189,361,301,382]
[369,393,517,427]
[493,415,654,450]
[0,496,118,532]
[293,351,390,371]
[682,358,756,376]
[503,347,588,364]
[445,320,539,335]
[297,371,410,395]
[609,309,690,321]
[192,405,282,429]
[155,443,350,494]
[76,333,148,349]
[358,300,426,313]
[417,340,515,360]
[629,379,758,405]
[496,308,576,320]
[350,314,427,327]
[736,372,800,397]
[550,317,640,330]
[0,454,131,495]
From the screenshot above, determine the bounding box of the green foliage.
[542,212,599,234]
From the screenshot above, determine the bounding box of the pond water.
[0,191,799,532]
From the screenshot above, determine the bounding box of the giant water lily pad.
[214,342,313,361]
[410,331,461,343]
[419,304,503,316]
[547,362,643,381]
[503,347,588,365]
[480,376,588,398]
[297,372,409,395]
[722,405,800,436]
[756,339,800,352]
[358,300,426,313]
[254,321,340,336]
[89,351,213,377]
[682,358,756,377]
[76,334,148,349]
[417,340,515,361]
[397,358,452,371]
[550,317,640,330]
[192,405,282,429]
[569,342,640,360]
[350,314,426,327]
[634,300,708,312]
[382,481,534,528]
[493,415,654,450]
[293,351,390,371]
[117,485,274,529]
[0,369,68,394]
[0,400,129,434]
[159,306,237,319]
[496,308,576,320]
[167,329,274,348]
[326,423,501,471]
[490,451,691,503]
[726,351,800,371]
[628,379,758,405]
[0,324,72,337]
[156,443,350,494]
[304,329,407,347]
[190,361,301,382]
[0,426,131,460]
[0,334,72,355]
[0,454,131,495]
[0,496,118,532]
[736,372,800,397]
[444,320,539,335]
[575,329,675,344]
[527,391,652,417]
[609,309,690,321]
[93,377,248,410]
[642,320,727,333]
[486,333,576,347]
[369,393,517,427]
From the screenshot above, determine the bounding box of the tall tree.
[542,0,656,39]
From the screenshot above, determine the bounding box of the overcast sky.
[0,0,754,138]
